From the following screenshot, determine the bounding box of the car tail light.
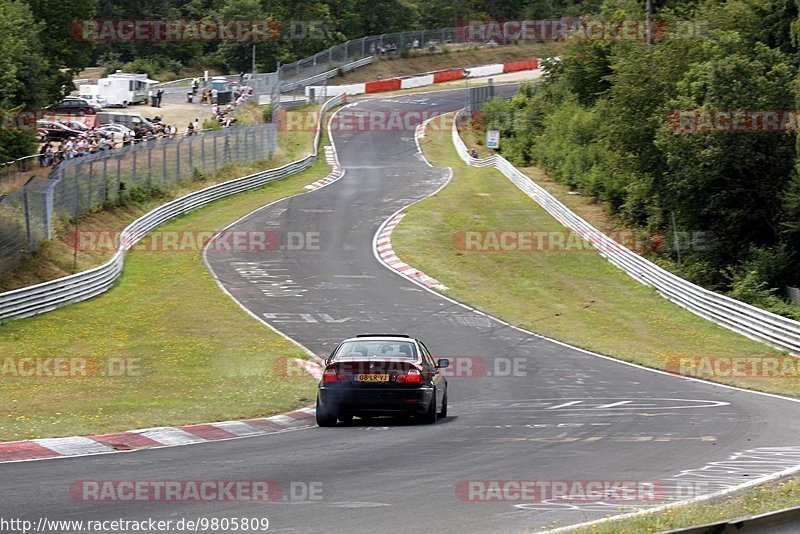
[397,368,423,384]
[323,368,338,383]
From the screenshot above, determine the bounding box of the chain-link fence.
[278,27,466,87]
[0,156,45,195]
[0,124,277,276]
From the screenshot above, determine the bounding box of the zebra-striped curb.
[0,358,322,463]
[375,213,448,291]
[304,146,343,191]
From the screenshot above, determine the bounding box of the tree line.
[478,0,800,318]
[1,0,570,162]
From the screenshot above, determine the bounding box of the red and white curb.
[0,358,322,463]
[375,213,448,291]
[304,146,343,191]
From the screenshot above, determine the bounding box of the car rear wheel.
[420,392,438,424]
[315,395,337,427]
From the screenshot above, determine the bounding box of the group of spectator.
[371,42,399,56]
[36,119,186,169]
[38,135,116,167]
[31,76,255,170]
[370,38,439,56]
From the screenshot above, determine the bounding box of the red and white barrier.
[401,74,435,89]
[365,79,402,92]
[465,64,504,78]
[305,58,540,98]
[503,59,539,73]
[433,69,465,83]
[305,83,366,98]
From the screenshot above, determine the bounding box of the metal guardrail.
[451,111,800,354]
[280,56,374,93]
[663,504,800,533]
[0,94,344,322]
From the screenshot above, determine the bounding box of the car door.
[419,342,445,405]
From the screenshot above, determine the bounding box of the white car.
[95,123,134,141]
[77,94,108,108]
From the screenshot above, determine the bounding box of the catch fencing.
[0,95,343,322]
[451,111,800,354]
[0,124,278,278]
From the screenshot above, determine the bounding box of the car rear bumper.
[318,386,433,415]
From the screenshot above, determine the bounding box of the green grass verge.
[563,476,800,533]
[390,115,796,396]
[0,130,334,441]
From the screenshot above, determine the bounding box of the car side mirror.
[436,358,450,369]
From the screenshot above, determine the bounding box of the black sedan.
[36,120,85,141]
[315,334,449,426]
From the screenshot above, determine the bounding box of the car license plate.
[356,374,389,382]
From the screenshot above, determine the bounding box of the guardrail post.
[23,182,33,251]
[213,135,218,170]
[87,161,94,207]
[162,143,167,186]
[147,145,152,187]
[116,156,121,200]
[102,157,108,202]
[224,129,231,165]
[73,172,80,220]
[43,183,53,239]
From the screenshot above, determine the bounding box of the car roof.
[341,335,418,343]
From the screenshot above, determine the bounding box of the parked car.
[96,112,155,134]
[46,97,100,116]
[77,93,107,109]
[58,120,91,133]
[36,120,85,141]
[95,124,134,142]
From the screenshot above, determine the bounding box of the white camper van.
[90,71,160,108]
[76,84,107,108]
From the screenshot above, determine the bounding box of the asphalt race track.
[3,87,800,533]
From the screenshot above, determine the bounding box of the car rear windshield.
[334,340,417,359]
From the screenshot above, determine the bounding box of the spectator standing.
[156,88,164,108]
[148,89,154,106]
[193,118,199,134]
[211,88,218,104]
[39,143,50,167]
